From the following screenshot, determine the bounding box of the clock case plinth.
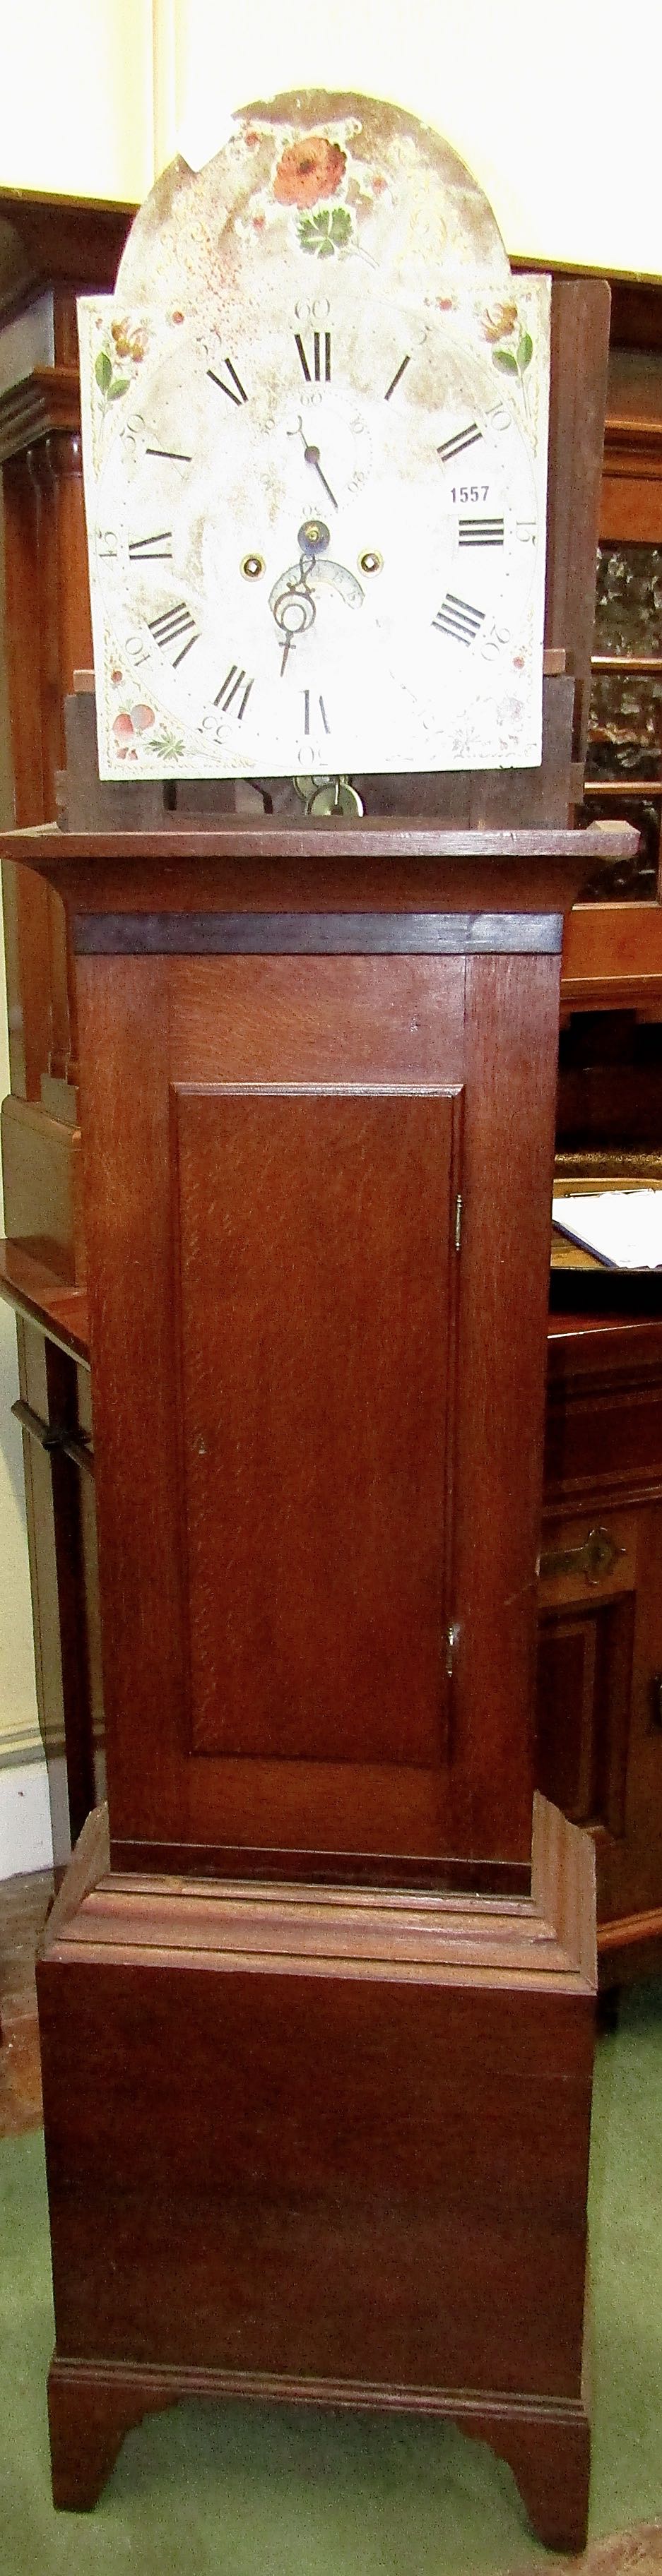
[40,1790,595,2553]
[3,272,633,2547]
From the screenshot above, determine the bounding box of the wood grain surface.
[37,1796,595,2545]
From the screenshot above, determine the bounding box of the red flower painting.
[273,136,346,208]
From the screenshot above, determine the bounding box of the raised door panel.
[175,1083,461,1771]
[78,949,476,1876]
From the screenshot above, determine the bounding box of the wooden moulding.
[0,820,640,949]
[45,1792,596,1991]
[561,901,662,1015]
[0,366,81,463]
[38,1795,596,2548]
[603,413,662,482]
[0,1244,88,1364]
[46,2356,591,2548]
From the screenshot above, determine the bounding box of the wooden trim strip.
[48,2347,591,2431]
[1,823,640,861]
[603,415,662,478]
[598,1903,662,1954]
[108,1839,532,1896]
[73,910,564,958]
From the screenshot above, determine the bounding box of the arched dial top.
[78,94,550,781]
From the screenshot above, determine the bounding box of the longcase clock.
[0,95,634,2549]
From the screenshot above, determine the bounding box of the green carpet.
[1,1983,661,2576]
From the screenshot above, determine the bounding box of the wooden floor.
[0,1869,54,2138]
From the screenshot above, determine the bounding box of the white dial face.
[80,267,550,780]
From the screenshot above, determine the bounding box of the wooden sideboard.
[0,190,131,1831]
[540,1305,662,1984]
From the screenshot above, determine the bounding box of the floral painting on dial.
[78,93,550,781]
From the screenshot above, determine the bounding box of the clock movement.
[0,90,635,2548]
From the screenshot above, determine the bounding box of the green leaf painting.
[297,203,352,258]
[95,347,131,407]
[491,325,534,420]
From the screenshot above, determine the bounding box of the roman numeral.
[458,518,504,547]
[437,422,482,462]
[214,665,254,719]
[384,355,410,401]
[148,602,199,665]
[206,357,249,406]
[295,330,331,385]
[129,530,173,561]
[302,689,331,737]
[432,593,485,645]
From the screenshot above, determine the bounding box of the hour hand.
[302,443,338,511]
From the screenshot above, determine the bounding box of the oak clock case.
[18,96,609,2545]
[78,98,550,781]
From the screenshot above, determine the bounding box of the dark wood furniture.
[0,191,131,1849]
[534,288,662,1986]
[540,1305,662,1983]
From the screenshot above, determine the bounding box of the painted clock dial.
[78,93,550,780]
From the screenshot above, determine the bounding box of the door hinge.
[454,1192,463,1253]
[445,1621,461,1678]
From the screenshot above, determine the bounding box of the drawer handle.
[538,1524,626,1587]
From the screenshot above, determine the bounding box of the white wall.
[1,1,661,274]
[0,489,46,1873]
[0,0,153,203]
[0,1759,52,1878]
[160,0,662,277]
